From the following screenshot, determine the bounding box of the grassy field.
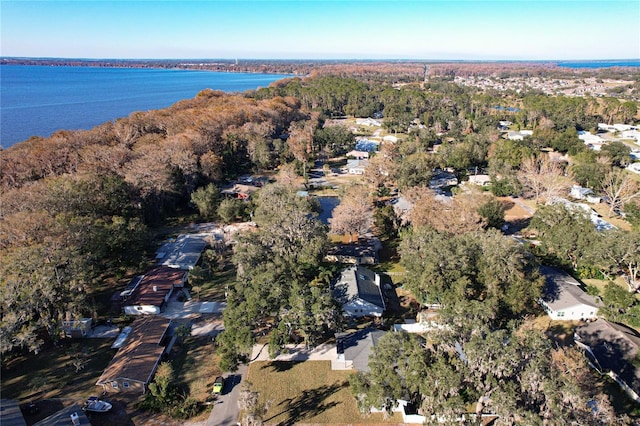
[1,339,117,402]
[246,361,403,425]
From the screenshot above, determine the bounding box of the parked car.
[213,376,224,394]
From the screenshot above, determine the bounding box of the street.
[206,363,248,426]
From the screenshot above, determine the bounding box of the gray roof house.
[575,319,640,402]
[156,234,208,270]
[333,265,386,317]
[332,328,386,371]
[539,266,602,321]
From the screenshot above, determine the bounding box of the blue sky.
[1,1,638,60]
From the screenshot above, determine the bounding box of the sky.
[1,1,639,61]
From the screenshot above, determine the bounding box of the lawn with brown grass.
[247,361,403,425]
[1,339,117,403]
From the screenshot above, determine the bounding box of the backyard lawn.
[246,360,403,425]
[1,339,117,403]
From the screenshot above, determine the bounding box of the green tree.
[602,141,632,168]
[217,198,247,224]
[477,198,506,230]
[190,183,220,219]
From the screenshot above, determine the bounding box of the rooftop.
[335,328,386,372]
[540,266,603,311]
[156,233,208,270]
[333,265,384,309]
[124,266,186,307]
[576,319,640,396]
[97,316,170,386]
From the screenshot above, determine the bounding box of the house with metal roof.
[333,265,385,317]
[156,233,208,270]
[539,266,602,321]
[96,316,172,394]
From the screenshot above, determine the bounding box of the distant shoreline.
[2,57,639,76]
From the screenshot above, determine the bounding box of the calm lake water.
[557,60,640,68]
[0,65,290,148]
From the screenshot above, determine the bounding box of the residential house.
[613,124,637,132]
[598,123,616,132]
[347,159,369,175]
[570,185,592,200]
[324,238,380,265]
[506,130,532,140]
[429,169,458,190]
[96,316,173,394]
[220,183,260,200]
[383,135,399,143]
[354,139,380,152]
[355,118,382,127]
[345,150,369,159]
[333,265,386,317]
[332,328,386,371]
[467,174,491,186]
[156,233,208,270]
[578,131,607,151]
[123,266,187,315]
[391,196,414,224]
[550,197,615,231]
[627,163,640,175]
[539,266,602,321]
[622,130,640,141]
[575,319,640,402]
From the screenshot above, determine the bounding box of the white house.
[356,118,382,127]
[570,185,592,200]
[622,130,640,141]
[333,265,385,317]
[598,123,616,132]
[347,159,369,175]
[578,131,607,151]
[539,266,602,321]
[627,163,640,175]
[467,174,491,186]
[614,124,636,132]
[383,135,399,143]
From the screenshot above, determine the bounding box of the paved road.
[206,363,247,426]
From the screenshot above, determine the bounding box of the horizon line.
[2,56,640,63]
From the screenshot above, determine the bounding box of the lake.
[557,60,640,68]
[0,65,290,148]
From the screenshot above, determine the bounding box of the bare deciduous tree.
[329,185,373,242]
[517,155,571,204]
[601,169,640,218]
[406,186,486,234]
